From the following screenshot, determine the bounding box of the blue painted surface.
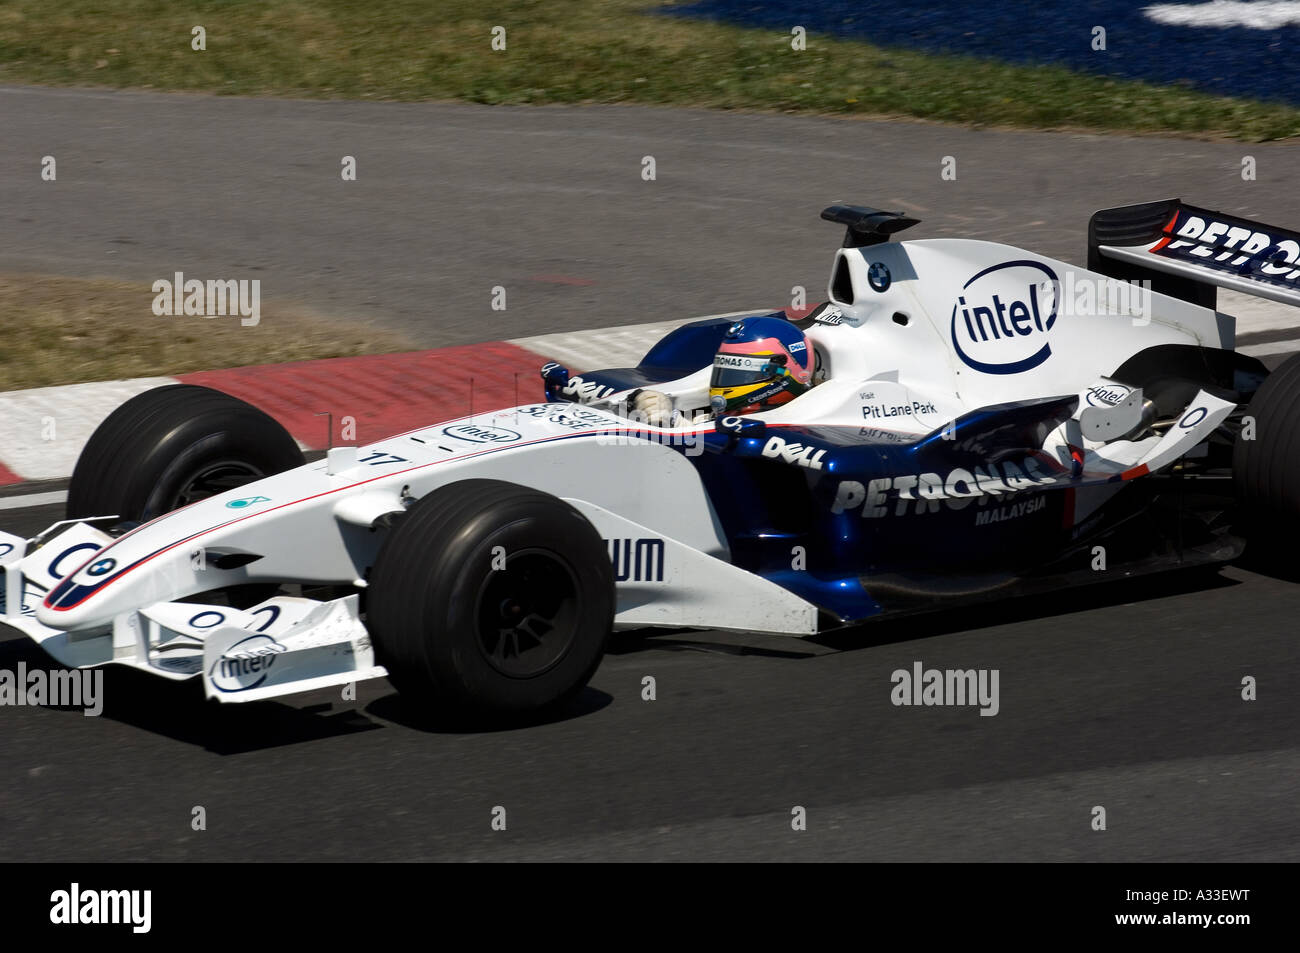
[639,315,758,376]
[679,411,1081,621]
[666,1,1300,105]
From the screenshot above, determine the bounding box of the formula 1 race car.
[2,198,1299,718]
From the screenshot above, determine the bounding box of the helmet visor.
[710,354,777,389]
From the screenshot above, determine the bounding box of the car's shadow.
[599,563,1242,656]
[364,686,614,734]
[605,630,817,660]
[0,563,1245,749]
[814,563,1240,651]
[0,635,383,754]
[1231,543,1300,585]
[0,633,616,749]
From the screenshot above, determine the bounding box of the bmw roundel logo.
[86,558,116,577]
[868,262,891,292]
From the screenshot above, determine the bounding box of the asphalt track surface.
[1,87,1299,861]
[5,84,1300,347]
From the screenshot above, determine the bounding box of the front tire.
[66,384,304,522]
[366,479,614,718]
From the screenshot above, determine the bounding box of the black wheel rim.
[475,549,580,678]
[167,461,265,511]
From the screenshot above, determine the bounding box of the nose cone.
[36,550,128,630]
[34,477,293,631]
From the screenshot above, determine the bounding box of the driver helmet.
[708,315,814,416]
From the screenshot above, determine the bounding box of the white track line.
[1221,290,1298,338]
[0,377,178,482]
[1238,339,1300,358]
[0,490,67,511]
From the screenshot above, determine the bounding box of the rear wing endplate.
[1088,199,1300,310]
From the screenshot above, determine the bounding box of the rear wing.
[1088,199,1300,311]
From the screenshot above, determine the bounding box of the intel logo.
[442,424,522,444]
[951,260,1059,375]
[208,634,287,693]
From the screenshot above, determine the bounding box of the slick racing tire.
[66,384,304,523]
[1233,352,1300,533]
[367,479,614,718]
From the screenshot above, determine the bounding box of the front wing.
[0,522,385,702]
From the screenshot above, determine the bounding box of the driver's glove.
[631,389,675,428]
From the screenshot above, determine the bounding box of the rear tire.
[1233,352,1300,544]
[66,384,304,523]
[367,479,614,718]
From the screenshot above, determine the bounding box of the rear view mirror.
[540,362,570,401]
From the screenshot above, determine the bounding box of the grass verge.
[0,274,416,389]
[0,0,1296,140]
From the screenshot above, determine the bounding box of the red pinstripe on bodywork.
[42,418,714,613]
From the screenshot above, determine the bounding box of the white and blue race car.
[2,199,1298,718]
